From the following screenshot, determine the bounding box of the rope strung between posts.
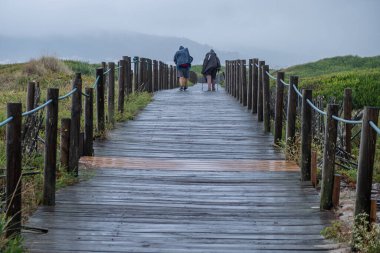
[255,63,259,68]
[115,65,123,70]
[103,68,112,75]
[369,121,380,135]
[332,116,362,124]
[22,99,52,117]
[58,88,77,101]
[0,116,14,128]
[266,71,277,80]
[292,84,303,98]
[280,79,290,87]
[92,75,101,88]
[306,99,327,116]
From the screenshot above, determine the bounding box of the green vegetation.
[0,56,153,249]
[321,214,380,253]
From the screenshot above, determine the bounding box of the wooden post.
[138,58,144,91]
[5,103,22,237]
[101,61,107,87]
[247,59,253,110]
[301,89,313,181]
[286,76,299,148]
[343,88,352,154]
[26,81,36,111]
[263,65,270,132]
[122,56,131,96]
[43,88,59,206]
[332,174,341,208]
[311,151,318,187]
[257,60,265,121]
[133,56,139,93]
[237,61,242,102]
[370,199,377,222]
[354,107,379,217]
[320,104,339,210]
[241,60,247,106]
[252,59,259,114]
[60,118,71,169]
[84,88,94,156]
[107,62,115,125]
[96,68,105,134]
[118,60,126,113]
[274,72,285,144]
[153,60,158,92]
[69,73,82,176]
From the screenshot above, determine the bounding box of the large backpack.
[176,48,192,67]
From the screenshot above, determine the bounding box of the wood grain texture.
[23,84,337,252]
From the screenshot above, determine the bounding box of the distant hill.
[0,32,238,65]
[282,55,380,78]
[279,55,380,108]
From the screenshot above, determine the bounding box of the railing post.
[118,60,126,113]
[320,104,339,210]
[26,81,36,111]
[237,60,242,102]
[247,59,253,110]
[84,88,94,156]
[286,76,298,149]
[274,72,285,144]
[96,68,105,134]
[241,60,247,106]
[257,60,265,121]
[301,89,313,181]
[101,62,107,88]
[43,88,59,206]
[311,150,318,187]
[332,174,341,208]
[108,62,115,126]
[153,60,158,92]
[5,103,22,238]
[60,118,71,169]
[122,56,131,96]
[263,65,270,132]
[252,58,259,113]
[69,73,82,176]
[343,88,352,153]
[133,56,139,93]
[354,107,379,218]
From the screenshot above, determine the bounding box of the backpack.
[176,48,192,66]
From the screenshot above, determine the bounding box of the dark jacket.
[174,46,193,69]
[202,50,221,74]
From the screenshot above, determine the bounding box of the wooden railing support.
[257,60,265,121]
[69,73,82,176]
[263,65,270,132]
[332,174,341,208]
[354,107,379,218]
[311,150,318,187]
[301,89,312,181]
[26,81,36,111]
[108,62,115,125]
[286,76,298,150]
[84,88,94,156]
[274,72,285,144]
[5,103,22,238]
[320,104,339,210]
[343,88,352,153]
[252,58,259,114]
[43,88,59,206]
[118,60,126,113]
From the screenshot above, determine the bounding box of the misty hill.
[0,32,238,64]
[282,55,380,78]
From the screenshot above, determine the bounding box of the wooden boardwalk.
[23,84,338,252]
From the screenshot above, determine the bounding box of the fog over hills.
[0,31,239,64]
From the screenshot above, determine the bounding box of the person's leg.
[183,68,190,90]
[177,69,184,90]
[207,75,212,91]
[211,69,217,91]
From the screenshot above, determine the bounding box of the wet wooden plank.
[23,84,335,252]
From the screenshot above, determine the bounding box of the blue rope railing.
[332,116,362,124]
[0,116,14,128]
[369,121,380,135]
[58,88,77,101]
[280,79,290,86]
[306,99,327,116]
[266,71,277,80]
[292,84,303,98]
[92,75,100,88]
[22,99,53,117]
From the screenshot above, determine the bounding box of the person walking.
[173,46,193,91]
[201,49,221,91]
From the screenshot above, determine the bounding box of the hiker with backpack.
[173,46,193,91]
[201,49,221,91]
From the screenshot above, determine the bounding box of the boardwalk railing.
[225,59,379,223]
[0,56,176,237]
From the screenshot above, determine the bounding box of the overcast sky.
[1,0,379,65]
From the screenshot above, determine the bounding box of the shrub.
[23,56,71,76]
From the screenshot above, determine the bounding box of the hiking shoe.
[179,87,184,91]
[184,86,188,91]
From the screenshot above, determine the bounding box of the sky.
[1,0,380,66]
